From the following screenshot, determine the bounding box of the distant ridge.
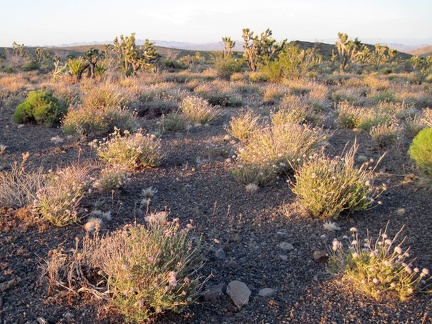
[408,45,432,57]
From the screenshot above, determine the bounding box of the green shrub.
[213,56,243,80]
[161,113,188,132]
[328,226,431,301]
[291,143,383,219]
[97,128,164,170]
[409,128,432,186]
[13,90,67,126]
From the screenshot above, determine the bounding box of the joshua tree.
[242,28,286,72]
[113,33,160,76]
[336,33,364,72]
[222,36,236,59]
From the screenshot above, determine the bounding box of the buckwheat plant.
[34,163,92,226]
[227,111,261,142]
[291,142,384,219]
[87,219,205,322]
[327,225,431,301]
[93,165,129,194]
[97,128,164,170]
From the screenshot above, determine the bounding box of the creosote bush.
[409,127,432,187]
[43,219,205,322]
[13,90,67,126]
[96,128,164,170]
[328,225,431,301]
[291,143,384,219]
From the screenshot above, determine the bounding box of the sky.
[1,0,431,47]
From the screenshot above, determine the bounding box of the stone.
[226,280,251,308]
[201,284,225,301]
[312,250,329,263]
[278,242,294,251]
[258,288,276,297]
[215,248,226,260]
[279,254,288,261]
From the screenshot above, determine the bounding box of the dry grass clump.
[227,110,261,142]
[423,108,432,127]
[328,225,431,301]
[0,153,45,208]
[43,219,205,322]
[96,128,164,170]
[363,75,390,91]
[81,83,130,109]
[34,163,93,226]
[369,123,401,148]
[232,123,328,185]
[0,73,28,95]
[62,105,137,137]
[180,96,220,125]
[160,113,188,132]
[291,143,383,219]
[262,84,288,105]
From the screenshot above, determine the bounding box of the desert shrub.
[369,124,401,148]
[34,163,92,226]
[0,153,44,208]
[248,72,268,83]
[271,95,311,126]
[213,56,243,80]
[0,73,27,95]
[262,85,287,105]
[93,165,129,194]
[328,226,431,301]
[62,105,136,137]
[13,90,67,126]
[207,93,243,107]
[81,84,129,109]
[97,128,164,170]
[44,219,204,322]
[370,90,397,104]
[227,111,261,142]
[180,96,220,125]
[161,113,188,132]
[291,143,383,219]
[423,108,432,127]
[232,123,327,185]
[409,128,432,186]
[403,116,425,139]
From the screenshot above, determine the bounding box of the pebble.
[226,280,251,308]
[258,288,276,297]
[312,250,329,263]
[201,284,225,301]
[215,248,226,260]
[278,242,294,251]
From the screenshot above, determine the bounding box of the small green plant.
[97,128,164,170]
[409,127,432,187]
[328,225,431,301]
[291,143,384,219]
[34,163,92,226]
[227,111,261,142]
[180,96,220,125]
[161,113,188,132]
[13,90,67,126]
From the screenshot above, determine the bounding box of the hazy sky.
[1,0,431,47]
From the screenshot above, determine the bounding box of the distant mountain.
[408,45,432,57]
